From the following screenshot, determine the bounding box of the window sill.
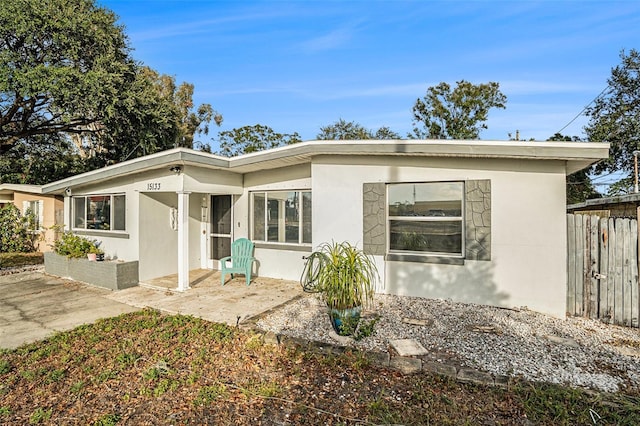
[254,242,312,252]
[385,253,464,265]
[73,229,130,239]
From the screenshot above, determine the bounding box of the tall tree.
[547,133,601,204]
[217,125,301,157]
[76,67,223,166]
[411,80,507,139]
[316,119,400,140]
[0,134,86,184]
[0,0,134,155]
[584,49,640,194]
[173,81,223,150]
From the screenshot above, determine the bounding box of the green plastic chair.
[220,238,255,286]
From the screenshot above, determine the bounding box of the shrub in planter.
[52,232,102,259]
[314,241,379,336]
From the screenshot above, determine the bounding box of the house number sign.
[147,182,161,191]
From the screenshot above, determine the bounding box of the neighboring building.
[567,193,640,219]
[0,184,64,251]
[42,139,609,318]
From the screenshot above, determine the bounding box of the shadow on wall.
[386,260,510,308]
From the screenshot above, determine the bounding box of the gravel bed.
[0,264,44,276]
[257,294,640,393]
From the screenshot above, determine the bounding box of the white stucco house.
[41,139,609,318]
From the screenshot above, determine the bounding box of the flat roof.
[43,139,610,194]
[0,184,43,195]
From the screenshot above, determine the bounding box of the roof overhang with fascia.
[42,140,609,195]
[43,148,230,194]
[0,184,43,195]
[226,139,610,174]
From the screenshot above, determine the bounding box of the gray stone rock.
[545,335,579,348]
[390,356,422,374]
[457,368,493,385]
[389,338,429,356]
[423,361,457,378]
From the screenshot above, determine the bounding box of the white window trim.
[72,194,126,233]
[386,181,465,258]
[250,190,311,247]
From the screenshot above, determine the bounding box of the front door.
[210,195,232,266]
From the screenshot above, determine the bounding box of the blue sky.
[101,0,640,151]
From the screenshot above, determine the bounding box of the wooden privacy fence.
[567,214,639,327]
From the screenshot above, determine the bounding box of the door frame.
[204,194,233,269]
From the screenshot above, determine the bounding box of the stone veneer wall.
[363,180,491,261]
[363,183,386,256]
[465,179,491,261]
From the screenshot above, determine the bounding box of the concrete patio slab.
[1,269,304,350]
[107,273,304,326]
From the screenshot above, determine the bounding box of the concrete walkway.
[0,271,139,350]
[0,270,303,350]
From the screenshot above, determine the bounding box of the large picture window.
[251,190,311,245]
[388,182,463,256]
[73,194,126,231]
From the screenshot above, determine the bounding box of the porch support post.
[177,191,191,291]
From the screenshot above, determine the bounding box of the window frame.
[23,199,43,231]
[250,190,312,247]
[72,194,126,233]
[386,181,465,258]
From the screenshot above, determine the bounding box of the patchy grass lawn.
[1,309,638,425]
[0,252,43,269]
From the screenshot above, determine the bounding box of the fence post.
[599,218,610,322]
[589,215,599,319]
[567,214,576,316]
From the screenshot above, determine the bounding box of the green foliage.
[315,241,379,310]
[70,380,85,394]
[0,204,37,253]
[547,133,602,203]
[0,0,133,155]
[173,79,223,150]
[411,80,507,139]
[585,49,640,191]
[209,323,235,343]
[217,124,301,157]
[88,67,222,166]
[28,407,52,424]
[0,0,221,181]
[316,119,400,140]
[0,359,11,375]
[0,135,88,185]
[52,232,101,258]
[92,413,121,426]
[194,384,228,405]
[353,315,379,341]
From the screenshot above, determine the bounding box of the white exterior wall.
[65,166,243,281]
[139,192,177,280]
[238,164,312,281]
[312,155,568,318]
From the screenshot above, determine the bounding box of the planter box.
[44,252,139,290]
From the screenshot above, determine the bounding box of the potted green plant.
[87,245,104,261]
[53,232,103,260]
[314,241,379,336]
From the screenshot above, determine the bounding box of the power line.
[555,85,610,135]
